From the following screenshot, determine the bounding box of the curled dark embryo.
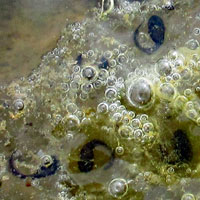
[78,139,115,173]
[134,15,165,54]
[9,153,59,179]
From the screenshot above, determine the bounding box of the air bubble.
[97,102,108,113]
[81,83,93,93]
[186,39,199,50]
[104,51,112,59]
[193,28,200,36]
[41,155,53,167]
[134,129,143,140]
[132,119,141,129]
[117,54,127,64]
[66,103,77,113]
[66,115,80,130]
[127,78,153,109]
[118,126,133,139]
[181,193,195,200]
[70,81,80,91]
[156,59,172,76]
[105,88,117,100]
[184,89,192,97]
[73,65,80,73]
[142,123,154,133]
[99,69,109,81]
[79,92,88,101]
[115,146,124,156]
[113,113,122,122]
[159,83,176,100]
[108,178,128,198]
[13,99,24,111]
[93,80,102,89]
[87,50,94,57]
[107,76,117,86]
[82,66,96,80]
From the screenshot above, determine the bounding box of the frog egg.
[97,102,108,113]
[115,146,124,156]
[156,59,172,76]
[118,125,133,139]
[158,83,176,100]
[108,178,128,198]
[127,78,153,109]
[81,66,96,80]
[181,193,195,200]
[13,99,24,111]
[105,87,118,100]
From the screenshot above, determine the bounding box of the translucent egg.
[127,78,153,109]
[108,178,128,198]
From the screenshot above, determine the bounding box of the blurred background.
[0,0,96,85]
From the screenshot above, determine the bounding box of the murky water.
[0,0,95,84]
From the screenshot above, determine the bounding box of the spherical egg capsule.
[108,178,128,198]
[127,78,153,109]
